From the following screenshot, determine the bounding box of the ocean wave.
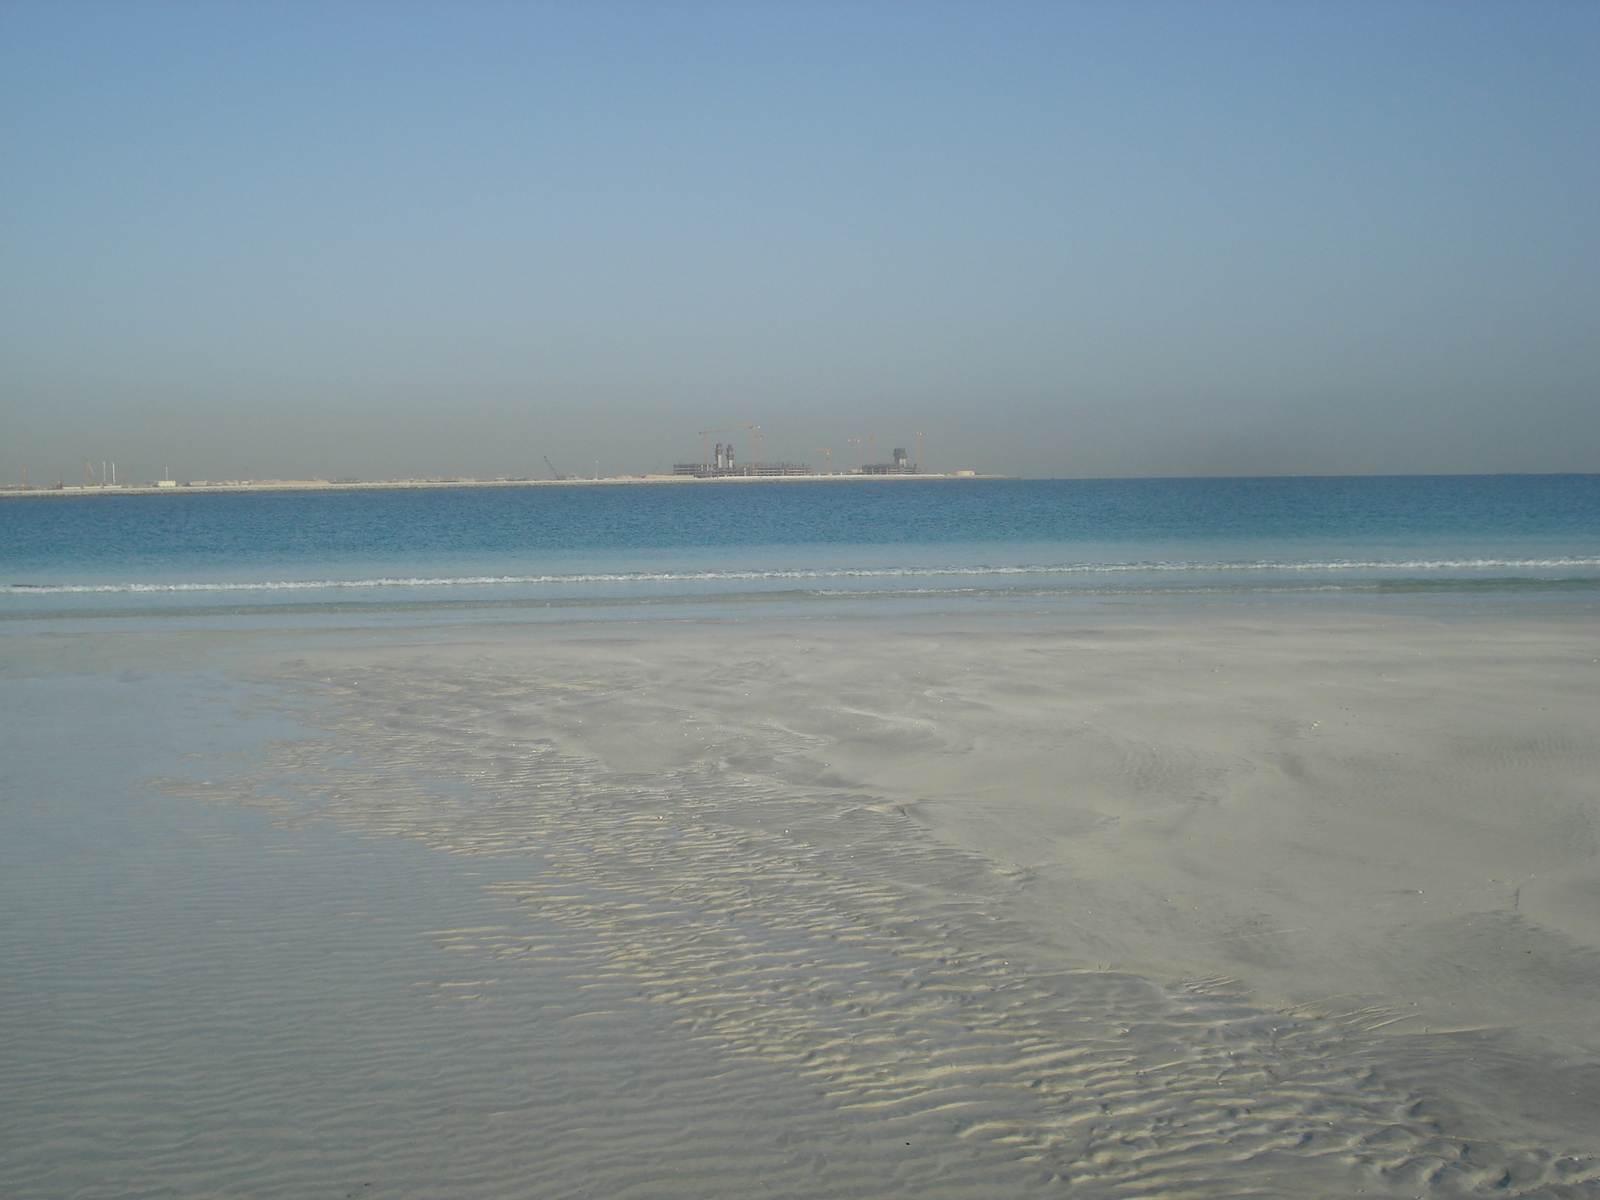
[6,575,1600,625]
[7,556,1600,596]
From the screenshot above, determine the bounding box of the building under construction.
[858,448,919,475]
[673,442,811,478]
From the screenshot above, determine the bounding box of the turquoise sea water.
[3,475,1599,625]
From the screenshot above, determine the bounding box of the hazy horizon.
[3,1,1597,484]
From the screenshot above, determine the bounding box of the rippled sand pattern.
[149,631,1600,1200]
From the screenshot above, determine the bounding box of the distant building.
[858,448,918,475]
[673,442,811,477]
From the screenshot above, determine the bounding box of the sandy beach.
[4,600,1599,1197]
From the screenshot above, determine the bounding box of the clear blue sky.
[2,0,1596,481]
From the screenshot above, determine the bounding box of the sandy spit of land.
[0,472,992,498]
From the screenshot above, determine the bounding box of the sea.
[4,474,1600,628]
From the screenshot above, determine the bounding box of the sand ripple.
[142,651,1600,1198]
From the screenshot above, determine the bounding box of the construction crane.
[696,423,802,468]
[727,423,761,465]
[543,456,567,481]
[698,425,750,465]
[847,436,886,470]
[757,432,795,461]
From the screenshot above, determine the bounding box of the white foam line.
[6,557,1600,596]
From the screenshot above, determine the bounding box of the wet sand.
[4,602,1599,1197]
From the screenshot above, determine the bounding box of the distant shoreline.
[0,472,999,499]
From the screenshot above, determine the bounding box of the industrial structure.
[673,426,924,477]
[673,442,811,477]
[859,448,918,475]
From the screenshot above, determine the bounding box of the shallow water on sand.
[2,637,1052,1199]
[6,606,1598,1198]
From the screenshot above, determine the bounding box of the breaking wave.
[9,557,1600,596]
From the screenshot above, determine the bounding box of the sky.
[2,1,1596,482]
